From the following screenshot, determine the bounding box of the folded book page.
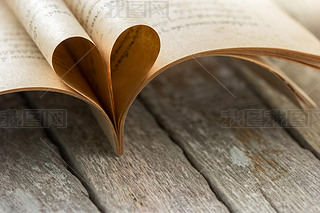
[63,0,161,122]
[0,1,72,95]
[1,0,118,153]
[5,0,116,119]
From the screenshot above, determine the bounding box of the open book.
[1,0,320,155]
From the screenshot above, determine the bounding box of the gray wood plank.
[25,92,229,213]
[230,58,320,159]
[139,57,320,213]
[0,94,99,213]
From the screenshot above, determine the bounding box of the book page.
[0,1,73,96]
[147,0,320,72]
[5,0,116,120]
[0,1,119,155]
[274,0,320,38]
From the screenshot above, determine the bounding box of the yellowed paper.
[5,0,116,120]
[274,0,320,38]
[0,1,118,154]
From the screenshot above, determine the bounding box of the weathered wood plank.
[25,92,229,213]
[230,58,320,159]
[0,94,99,213]
[139,57,320,213]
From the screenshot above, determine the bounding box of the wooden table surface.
[0,57,319,212]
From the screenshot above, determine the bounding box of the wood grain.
[230,58,320,159]
[140,57,320,213]
[0,94,99,213]
[25,92,229,213]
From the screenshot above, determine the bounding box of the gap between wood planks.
[138,96,240,212]
[20,93,104,213]
[0,93,101,212]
